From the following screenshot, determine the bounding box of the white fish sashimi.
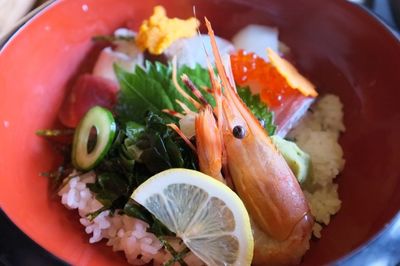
[164,34,234,68]
[232,24,279,60]
[93,28,144,83]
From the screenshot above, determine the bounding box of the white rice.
[288,94,345,238]
[58,171,203,265]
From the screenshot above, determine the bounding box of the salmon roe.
[231,50,301,107]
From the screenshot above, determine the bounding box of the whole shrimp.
[168,19,314,265]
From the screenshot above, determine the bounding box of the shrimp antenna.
[193,6,216,77]
[204,18,235,94]
[172,56,201,109]
[176,99,195,115]
[167,123,197,152]
[181,74,209,106]
[192,5,197,18]
[162,109,184,119]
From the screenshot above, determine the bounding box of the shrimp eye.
[233,125,246,139]
[258,118,265,128]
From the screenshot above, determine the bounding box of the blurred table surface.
[1,0,400,266]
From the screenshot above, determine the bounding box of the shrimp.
[168,18,314,265]
[201,19,313,265]
[217,76,313,265]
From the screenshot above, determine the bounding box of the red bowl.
[1,0,399,265]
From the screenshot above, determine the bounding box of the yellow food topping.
[135,6,200,55]
[267,48,318,97]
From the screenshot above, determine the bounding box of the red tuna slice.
[58,74,119,128]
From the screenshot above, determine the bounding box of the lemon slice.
[131,168,254,265]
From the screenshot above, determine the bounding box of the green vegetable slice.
[72,106,116,170]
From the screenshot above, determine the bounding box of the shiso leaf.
[115,62,214,125]
[114,63,175,124]
[237,86,276,135]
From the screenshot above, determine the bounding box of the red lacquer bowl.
[0,0,399,265]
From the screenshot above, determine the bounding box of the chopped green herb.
[122,199,153,223]
[86,206,109,221]
[159,236,189,266]
[36,129,74,137]
[86,172,132,209]
[40,166,74,192]
[92,35,134,43]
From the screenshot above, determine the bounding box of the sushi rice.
[288,94,345,238]
[58,94,345,263]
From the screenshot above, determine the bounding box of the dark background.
[1,1,400,266]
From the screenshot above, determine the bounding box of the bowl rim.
[0,0,57,50]
[0,0,399,265]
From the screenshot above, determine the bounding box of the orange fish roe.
[231,50,301,107]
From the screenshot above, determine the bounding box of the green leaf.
[97,173,129,195]
[164,138,184,168]
[138,113,196,174]
[125,121,145,140]
[123,200,174,238]
[115,64,174,124]
[40,166,74,193]
[115,62,215,125]
[145,111,170,137]
[123,199,153,223]
[237,86,276,135]
[139,133,173,173]
[150,219,175,237]
[87,172,131,208]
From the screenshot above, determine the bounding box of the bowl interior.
[1,0,400,265]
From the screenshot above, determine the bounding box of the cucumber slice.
[72,106,116,170]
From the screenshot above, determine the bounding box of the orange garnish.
[267,48,317,97]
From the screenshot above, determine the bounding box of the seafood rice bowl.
[33,4,346,266]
